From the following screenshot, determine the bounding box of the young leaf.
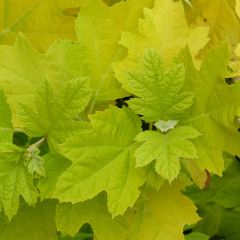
[56,194,127,240]
[135,126,201,182]
[119,49,194,122]
[54,107,146,217]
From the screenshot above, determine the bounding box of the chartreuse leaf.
[0,36,91,136]
[0,143,38,219]
[0,90,12,143]
[135,126,201,182]
[54,107,146,217]
[0,200,57,240]
[0,0,85,51]
[126,181,200,240]
[0,36,44,120]
[179,44,240,175]
[56,194,127,240]
[0,90,30,218]
[17,77,91,151]
[120,49,194,122]
[114,0,209,82]
[38,153,71,199]
[185,0,240,51]
[62,0,153,110]
[237,0,240,17]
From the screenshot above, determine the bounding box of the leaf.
[237,0,240,17]
[26,155,46,178]
[0,36,47,107]
[0,143,38,219]
[0,36,92,140]
[119,49,194,122]
[54,107,146,217]
[62,0,153,111]
[38,153,71,199]
[17,77,91,152]
[135,126,200,182]
[127,181,200,240]
[0,90,12,143]
[114,0,209,82]
[179,44,240,175]
[185,232,209,240]
[0,200,58,240]
[0,0,85,51]
[56,194,127,240]
[185,0,240,52]
[186,159,240,209]
[186,160,240,240]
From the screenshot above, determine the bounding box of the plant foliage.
[0,0,240,240]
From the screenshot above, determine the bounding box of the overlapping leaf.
[56,194,127,240]
[0,91,37,219]
[0,0,85,51]
[179,44,240,175]
[114,0,209,83]
[0,36,92,152]
[185,0,240,52]
[17,77,91,151]
[0,200,57,240]
[54,107,145,217]
[59,0,153,111]
[0,144,38,219]
[126,181,200,240]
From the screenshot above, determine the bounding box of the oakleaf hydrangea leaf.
[0,144,38,219]
[56,194,127,240]
[179,44,240,175]
[54,107,146,217]
[127,181,200,240]
[0,0,85,51]
[120,49,194,122]
[135,126,201,182]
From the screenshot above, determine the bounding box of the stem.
[149,123,153,130]
[27,136,46,152]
